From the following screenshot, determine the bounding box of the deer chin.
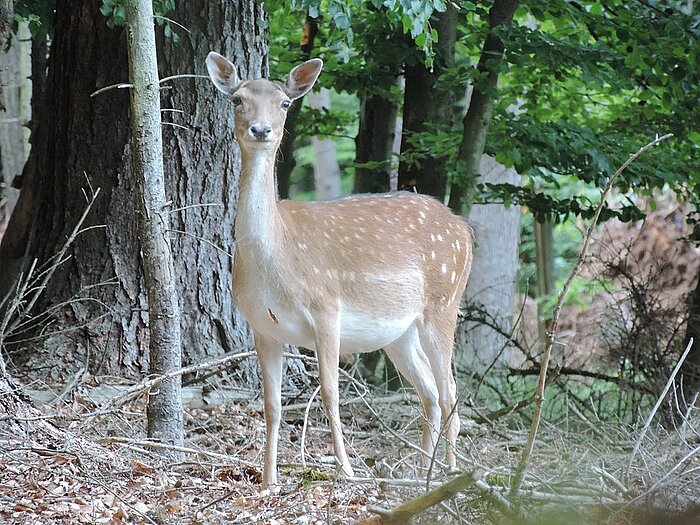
[238,136,278,150]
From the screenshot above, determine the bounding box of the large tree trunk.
[0,1,265,380]
[397,5,458,200]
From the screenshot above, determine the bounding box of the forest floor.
[1,368,699,525]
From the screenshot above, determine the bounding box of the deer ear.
[286,58,323,100]
[206,52,240,95]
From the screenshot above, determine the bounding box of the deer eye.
[232,95,242,107]
[281,99,292,110]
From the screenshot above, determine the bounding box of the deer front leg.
[314,314,354,478]
[255,333,284,487]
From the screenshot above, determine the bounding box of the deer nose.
[250,123,272,140]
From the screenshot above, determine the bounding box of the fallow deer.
[206,52,473,487]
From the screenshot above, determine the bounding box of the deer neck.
[235,146,285,260]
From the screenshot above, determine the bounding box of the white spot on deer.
[441,263,447,274]
[409,223,416,230]
[437,234,443,241]
[430,234,436,242]
[313,266,320,274]
[297,242,307,251]
[418,217,425,225]
[431,251,436,260]
[451,271,456,283]
[418,211,426,219]
[455,240,461,251]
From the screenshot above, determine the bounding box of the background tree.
[397,4,459,199]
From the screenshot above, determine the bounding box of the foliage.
[487,0,700,225]
[267,0,447,60]
[13,0,54,37]
[99,0,180,41]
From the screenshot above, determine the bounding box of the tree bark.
[682,275,700,391]
[397,5,458,200]
[354,91,398,194]
[448,0,519,213]
[0,1,265,381]
[535,218,555,343]
[0,23,31,229]
[458,156,520,372]
[125,0,183,449]
[307,88,342,200]
[0,33,47,307]
[276,16,318,199]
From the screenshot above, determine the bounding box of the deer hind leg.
[254,333,284,487]
[384,323,441,470]
[418,319,461,469]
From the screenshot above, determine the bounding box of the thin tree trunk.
[0,23,31,229]
[125,0,183,450]
[458,156,520,371]
[354,91,398,194]
[682,275,700,391]
[307,88,341,200]
[397,5,458,200]
[535,219,555,343]
[448,0,519,213]
[277,16,318,199]
[0,33,47,308]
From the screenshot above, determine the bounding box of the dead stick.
[355,471,478,525]
[81,350,254,428]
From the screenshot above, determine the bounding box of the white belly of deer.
[239,287,419,354]
[337,308,418,354]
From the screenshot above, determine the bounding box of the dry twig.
[510,133,673,498]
